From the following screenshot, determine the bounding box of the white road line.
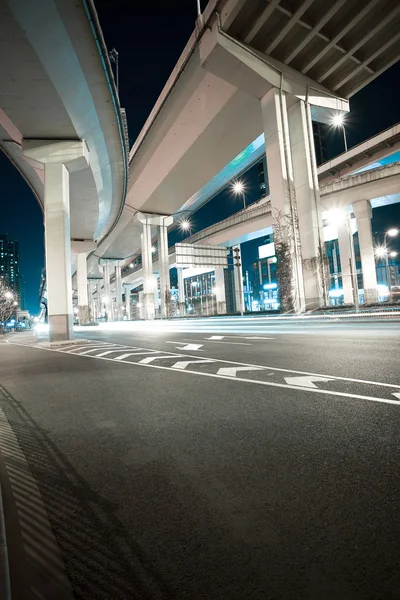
[95,349,132,357]
[207,336,224,340]
[48,350,400,406]
[244,336,275,340]
[10,338,400,392]
[76,346,131,356]
[217,366,263,377]
[172,359,214,370]
[284,376,334,389]
[392,393,400,400]
[139,355,183,364]
[114,351,159,360]
[184,339,251,346]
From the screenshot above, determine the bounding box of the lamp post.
[327,208,359,310]
[384,228,399,291]
[332,114,348,153]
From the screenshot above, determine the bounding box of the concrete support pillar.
[214,267,226,314]
[352,200,378,303]
[138,213,173,320]
[261,88,305,313]
[288,99,326,309]
[177,267,186,316]
[158,223,170,318]
[232,245,244,315]
[96,280,102,320]
[102,262,112,321]
[337,221,354,304]
[115,264,123,320]
[141,224,155,320]
[23,139,89,342]
[124,284,134,320]
[76,253,89,325]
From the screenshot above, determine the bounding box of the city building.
[0,234,24,307]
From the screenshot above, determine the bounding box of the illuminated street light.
[327,208,359,310]
[387,228,399,238]
[390,251,398,258]
[129,263,134,269]
[374,246,387,258]
[151,246,156,254]
[231,179,246,209]
[179,219,191,232]
[4,291,13,300]
[383,228,399,291]
[332,113,348,152]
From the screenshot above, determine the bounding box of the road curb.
[0,478,11,600]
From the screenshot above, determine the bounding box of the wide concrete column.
[72,241,96,326]
[214,267,226,314]
[287,99,326,309]
[177,267,186,316]
[137,213,173,319]
[352,200,378,303]
[23,139,89,341]
[261,88,305,313]
[337,221,354,304]
[232,245,244,315]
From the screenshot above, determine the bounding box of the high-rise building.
[0,234,24,307]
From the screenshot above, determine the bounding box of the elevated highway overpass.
[0,0,128,340]
[90,0,400,319]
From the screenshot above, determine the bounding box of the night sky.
[1,0,400,313]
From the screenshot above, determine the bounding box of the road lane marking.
[49,351,400,406]
[244,336,275,340]
[139,355,183,364]
[284,376,334,389]
[77,346,131,355]
[95,349,133,357]
[184,339,251,346]
[392,393,400,400]
[217,366,263,377]
[172,359,214,370]
[207,336,224,339]
[166,342,203,351]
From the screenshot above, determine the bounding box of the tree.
[0,280,17,333]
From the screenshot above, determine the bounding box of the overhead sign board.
[175,243,228,269]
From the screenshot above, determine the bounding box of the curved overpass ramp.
[0,0,128,340]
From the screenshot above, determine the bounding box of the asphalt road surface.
[1,316,400,600]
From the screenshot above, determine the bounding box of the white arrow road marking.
[172,359,214,370]
[139,355,182,364]
[217,366,263,377]
[165,342,203,351]
[207,336,224,340]
[284,376,334,388]
[392,393,400,400]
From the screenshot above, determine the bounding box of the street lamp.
[231,179,246,209]
[179,218,191,233]
[383,228,399,291]
[327,208,359,310]
[4,291,13,300]
[332,113,348,152]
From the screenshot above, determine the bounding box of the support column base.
[49,314,74,342]
[217,301,226,315]
[364,288,378,303]
[178,302,186,317]
[142,293,155,320]
[78,305,90,325]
